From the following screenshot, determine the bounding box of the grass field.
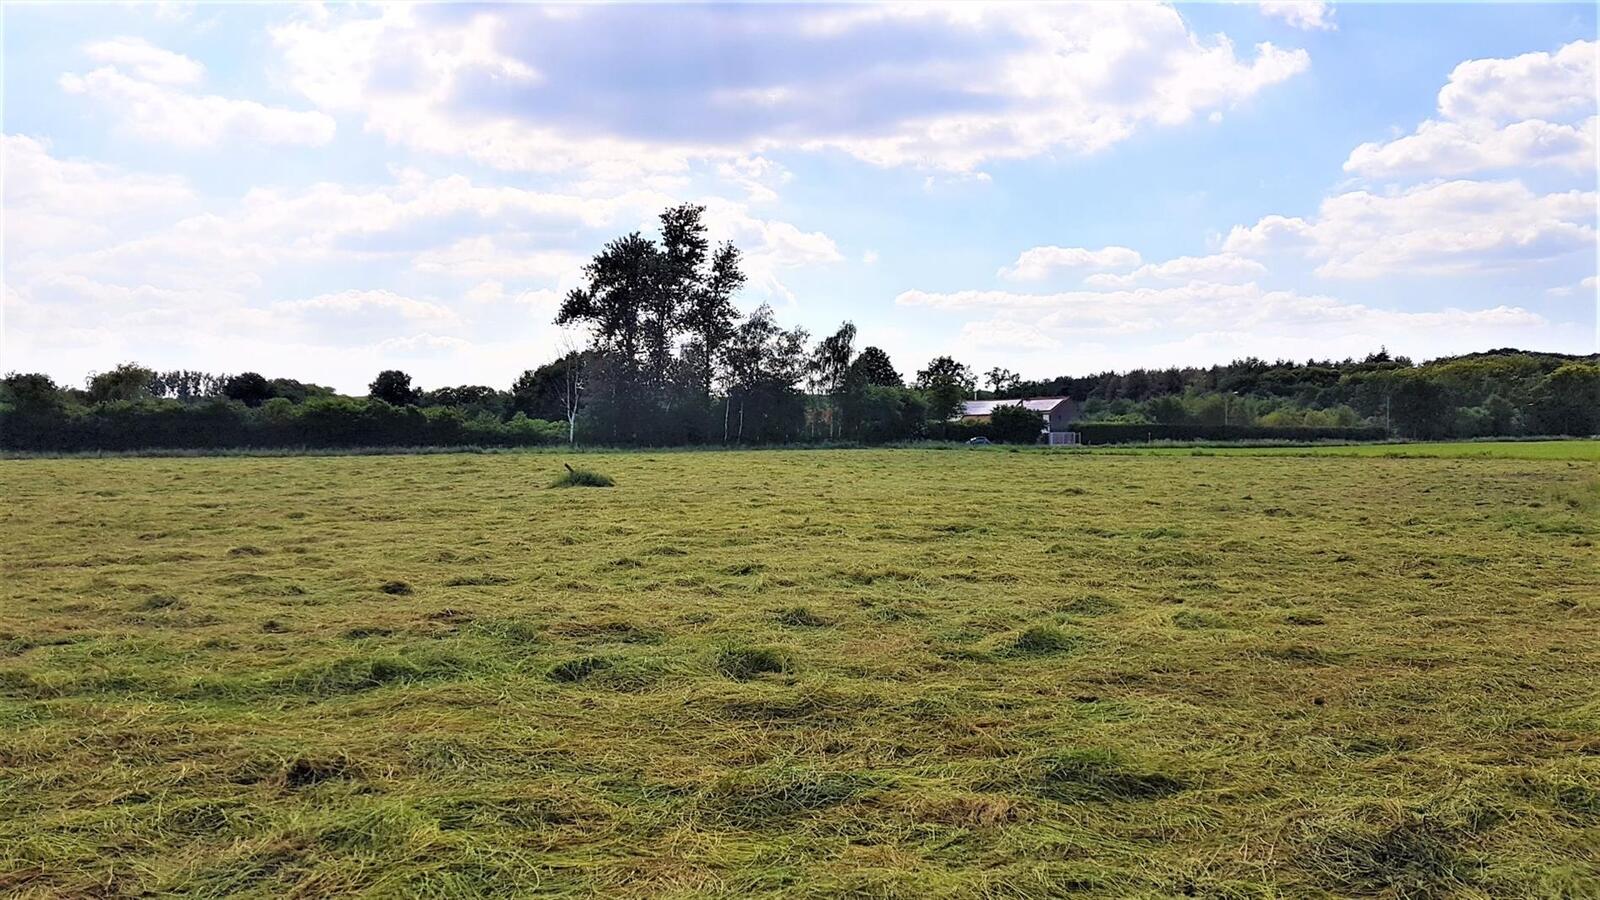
[1088,439,1600,461]
[2,449,1597,897]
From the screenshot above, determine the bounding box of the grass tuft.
[546,655,611,683]
[279,755,359,790]
[774,606,831,627]
[715,644,793,680]
[703,766,884,826]
[1012,624,1080,655]
[1301,812,1477,896]
[551,466,614,488]
[1037,749,1188,803]
[276,652,472,697]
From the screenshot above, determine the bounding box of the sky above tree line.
[3,1,1596,395]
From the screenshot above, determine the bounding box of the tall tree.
[86,363,156,403]
[915,356,976,421]
[984,366,1021,396]
[369,370,419,406]
[808,322,856,438]
[557,232,657,368]
[644,204,709,386]
[682,242,744,398]
[223,372,274,407]
[844,346,902,389]
[2,373,63,415]
[722,304,809,442]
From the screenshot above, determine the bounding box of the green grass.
[1078,438,1600,460]
[1,450,1597,897]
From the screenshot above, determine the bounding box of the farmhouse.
[960,397,1081,443]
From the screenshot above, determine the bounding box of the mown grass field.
[1092,439,1600,461]
[2,449,1597,898]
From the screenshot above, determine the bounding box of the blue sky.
[3,1,1595,394]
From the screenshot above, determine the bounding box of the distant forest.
[3,204,1596,451]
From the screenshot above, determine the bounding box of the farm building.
[959,397,1081,443]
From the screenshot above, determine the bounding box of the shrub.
[989,403,1046,444]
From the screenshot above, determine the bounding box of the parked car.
[966,436,992,445]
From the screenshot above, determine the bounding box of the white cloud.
[896,280,1556,363]
[5,133,848,388]
[1083,253,1266,288]
[1256,2,1336,32]
[84,36,204,84]
[1439,39,1596,123]
[270,3,1309,175]
[1224,180,1596,278]
[2,134,195,254]
[275,289,459,324]
[999,245,1142,281]
[60,65,336,147]
[464,281,506,304]
[715,156,793,203]
[1346,116,1596,179]
[1552,274,1600,296]
[374,333,475,355]
[412,237,585,282]
[959,319,1063,351]
[1345,40,1597,179]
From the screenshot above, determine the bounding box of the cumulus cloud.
[411,237,586,282]
[896,280,1554,362]
[1083,253,1266,288]
[1224,179,1596,278]
[275,289,458,324]
[3,134,195,254]
[1439,39,1597,123]
[1256,2,1336,31]
[60,36,335,147]
[1345,40,1597,179]
[84,36,205,84]
[270,3,1309,175]
[5,135,845,387]
[999,246,1141,281]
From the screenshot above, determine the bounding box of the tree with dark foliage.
[989,403,1045,443]
[223,372,274,407]
[368,370,419,407]
[845,346,902,390]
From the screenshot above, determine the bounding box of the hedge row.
[1073,423,1390,444]
[0,399,566,452]
[1,399,1393,452]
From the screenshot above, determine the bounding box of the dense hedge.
[0,398,566,452]
[926,421,1390,445]
[1075,424,1390,444]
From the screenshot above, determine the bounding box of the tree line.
[2,205,1595,451]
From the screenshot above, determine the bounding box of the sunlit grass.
[1084,438,1600,460]
[1,449,1596,896]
